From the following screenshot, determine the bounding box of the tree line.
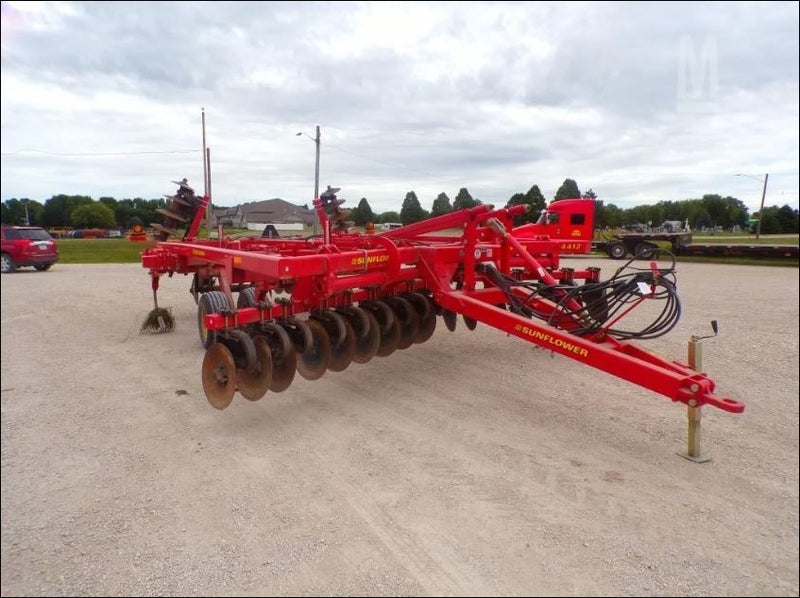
[2,178,798,234]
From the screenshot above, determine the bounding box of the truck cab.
[511,198,595,254]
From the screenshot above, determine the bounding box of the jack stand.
[678,321,717,463]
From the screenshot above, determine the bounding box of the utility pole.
[755,173,768,240]
[314,125,321,202]
[298,126,322,235]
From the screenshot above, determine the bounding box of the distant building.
[211,199,314,231]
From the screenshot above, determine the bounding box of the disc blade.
[156,207,188,222]
[150,222,181,238]
[416,311,437,343]
[296,319,331,380]
[282,316,313,354]
[237,336,273,401]
[311,310,347,347]
[376,317,401,357]
[443,309,458,332]
[404,293,436,344]
[350,309,381,364]
[339,306,371,341]
[327,315,355,372]
[260,323,297,393]
[404,292,432,320]
[463,315,478,331]
[387,296,419,350]
[361,301,394,334]
[202,343,237,410]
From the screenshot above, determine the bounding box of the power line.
[0,149,202,157]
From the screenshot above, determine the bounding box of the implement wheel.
[198,291,232,349]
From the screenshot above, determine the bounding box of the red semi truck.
[513,199,798,261]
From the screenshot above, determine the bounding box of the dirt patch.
[1,260,797,596]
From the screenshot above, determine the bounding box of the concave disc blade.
[376,317,401,357]
[202,342,237,410]
[351,308,381,364]
[443,309,458,332]
[296,319,331,380]
[261,323,297,393]
[237,335,273,401]
[388,296,419,350]
[327,314,355,372]
[405,293,436,344]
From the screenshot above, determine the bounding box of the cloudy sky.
[1,1,798,215]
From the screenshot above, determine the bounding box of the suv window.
[3,228,53,241]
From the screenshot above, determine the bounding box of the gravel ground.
[1,259,798,597]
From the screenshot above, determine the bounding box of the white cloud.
[1,1,797,215]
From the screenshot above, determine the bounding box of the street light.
[296,125,321,235]
[736,173,769,239]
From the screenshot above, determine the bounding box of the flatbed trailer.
[593,232,798,261]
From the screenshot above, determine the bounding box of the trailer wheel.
[198,291,232,349]
[607,242,627,260]
[634,242,658,260]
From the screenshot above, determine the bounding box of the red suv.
[1,226,59,273]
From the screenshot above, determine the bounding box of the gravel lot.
[1,259,798,597]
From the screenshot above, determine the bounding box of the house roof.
[212,198,314,223]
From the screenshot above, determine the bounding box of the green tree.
[775,204,799,233]
[352,197,377,226]
[70,203,116,229]
[599,203,623,229]
[98,196,119,226]
[758,207,781,234]
[430,192,452,217]
[582,188,597,200]
[505,185,546,225]
[553,178,581,202]
[400,191,426,225]
[453,187,479,210]
[1,198,29,225]
[42,194,94,228]
[646,204,666,229]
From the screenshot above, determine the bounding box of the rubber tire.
[1,253,15,274]
[608,243,627,260]
[237,287,257,308]
[198,291,233,349]
[634,242,658,260]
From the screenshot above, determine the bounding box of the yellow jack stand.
[678,323,717,463]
